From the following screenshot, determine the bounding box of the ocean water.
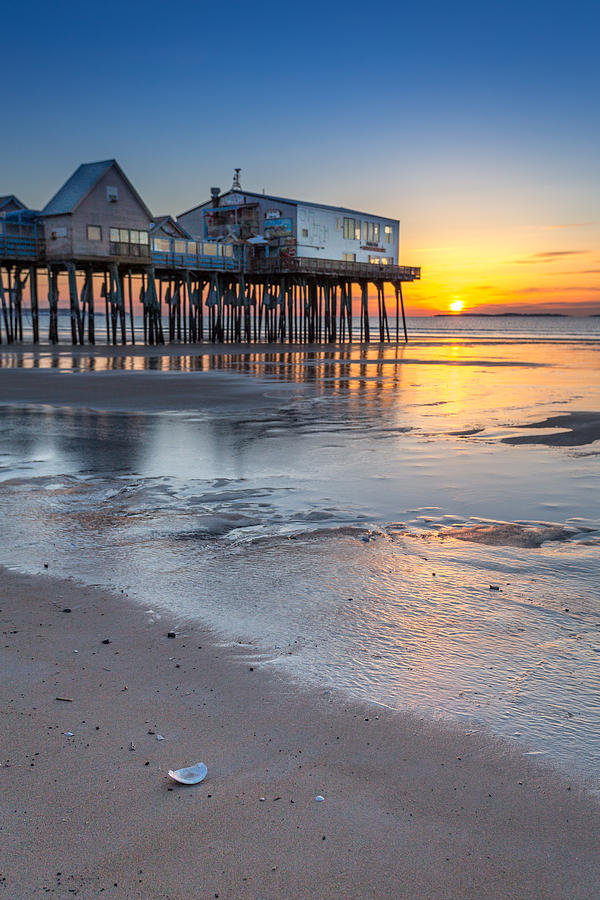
[1,329,599,780]
[15,311,600,346]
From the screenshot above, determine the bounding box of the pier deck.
[0,232,420,346]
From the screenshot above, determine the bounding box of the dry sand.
[1,566,599,900]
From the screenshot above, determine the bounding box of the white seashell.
[167,762,208,785]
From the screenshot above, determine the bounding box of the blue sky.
[3,0,599,312]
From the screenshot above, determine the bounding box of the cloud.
[509,285,600,296]
[534,251,589,258]
[513,250,590,264]
[542,223,596,230]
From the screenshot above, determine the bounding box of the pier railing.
[0,229,420,283]
[151,238,240,271]
[0,233,41,260]
[248,256,421,281]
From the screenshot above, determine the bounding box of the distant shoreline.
[434,312,570,318]
[28,309,599,318]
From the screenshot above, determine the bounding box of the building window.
[343,217,356,240]
[342,252,356,262]
[301,228,309,238]
[336,218,341,230]
[109,227,150,256]
[174,240,187,254]
[87,225,102,241]
[106,186,118,202]
[365,222,380,243]
[385,225,393,242]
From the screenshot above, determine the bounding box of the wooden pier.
[0,242,420,347]
[0,160,420,347]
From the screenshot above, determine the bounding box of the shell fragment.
[167,762,208,785]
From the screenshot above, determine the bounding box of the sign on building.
[264,217,292,237]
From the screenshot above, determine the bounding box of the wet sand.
[1,340,599,897]
[502,412,600,447]
[1,566,599,900]
[0,361,307,414]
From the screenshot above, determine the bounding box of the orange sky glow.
[397,221,600,317]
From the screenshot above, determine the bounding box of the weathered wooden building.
[41,160,152,261]
[0,195,27,218]
[150,215,191,246]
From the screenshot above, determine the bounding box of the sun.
[449,300,464,313]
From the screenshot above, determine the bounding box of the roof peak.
[41,159,152,219]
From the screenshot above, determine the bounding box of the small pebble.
[315,795,325,802]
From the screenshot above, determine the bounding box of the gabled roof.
[0,195,26,212]
[178,189,398,224]
[150,215,191,239]
[41,159,153,218]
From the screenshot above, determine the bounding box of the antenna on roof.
[232,168,242,191]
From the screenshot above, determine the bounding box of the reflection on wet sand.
[0,338,599,777]
[2,340,598,432]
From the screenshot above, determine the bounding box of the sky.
[2,0,599,315]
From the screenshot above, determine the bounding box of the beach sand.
[1,340,599,898]
[1,566,599,900]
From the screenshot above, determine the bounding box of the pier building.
[0,161,420,347]
[0,195,27,217]
[178,170,400,267]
